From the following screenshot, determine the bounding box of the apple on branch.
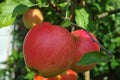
[22,8,44,29]
[33,69,78,80]
[23,22,76,77]
[70,30,100,73]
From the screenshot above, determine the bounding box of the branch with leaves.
[47,0,113,60]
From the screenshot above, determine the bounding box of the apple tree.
[0,0,120,80]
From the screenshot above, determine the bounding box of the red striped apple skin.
[71,30,100,73]
[23,22,76,77]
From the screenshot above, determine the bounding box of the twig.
[85,71,90,80]
[47,0,65,20]
[83,29,113,57]
[65,0,71,19]
[47,0,60,13]
[94,8,120,20]
[69,0,77,22]
[79,0,86,7]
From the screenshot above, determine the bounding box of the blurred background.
[0,0,120,80]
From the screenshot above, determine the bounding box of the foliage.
[0,0,34,28]
[0,0,120,80]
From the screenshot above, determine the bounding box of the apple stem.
[71,23,113,58]
[85,71,90,80]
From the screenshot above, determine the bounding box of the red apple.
[23,8,44,29]
[33,69,78,80]
[34,74,46,80]
[59,69,78,80]
[23,22,76,77]
[71,30,100,73]
[34,74,57,80]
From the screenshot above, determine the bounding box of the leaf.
[111,37,120,46]
[75,8,89,29]
[0,15,16,27]
[77,51,112,66]
[36,0,47,7]
[0,0,34,28]
[58,2,68,8]
[60,19,72,27]
[24,72,35,80]
[13,4,29,16]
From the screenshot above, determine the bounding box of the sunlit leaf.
[60,19,72,27]
[75,8,89,29]
[0,0,34,28]
[24,72,35,80]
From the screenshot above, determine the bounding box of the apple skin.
[33,69,78,80]
[23,8,44,29]
[59,69,78,80]
[70,30,100,73]
[34,74,58,80]
[23,22,76,77]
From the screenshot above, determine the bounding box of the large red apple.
[71,30,100,73]
[23,8,44,29]
[23,22,76,77]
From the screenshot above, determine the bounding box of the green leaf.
[0,0,34,28]
[111,58,119,69]
[77,51,112,66]
[75,8,89,29]
[36,0,47,7]
[58,2,68,8]
[111,37,120,47]
[24,72,35,80]
[60,19,72,27]
[0,14,16,27]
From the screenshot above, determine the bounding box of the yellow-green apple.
[71,30,100,73]
[23,22,76,77]
[23,8,44,29]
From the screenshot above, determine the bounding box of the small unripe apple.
[71,30,100,73]
[23,8,44,29]
[23,22,76,77]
